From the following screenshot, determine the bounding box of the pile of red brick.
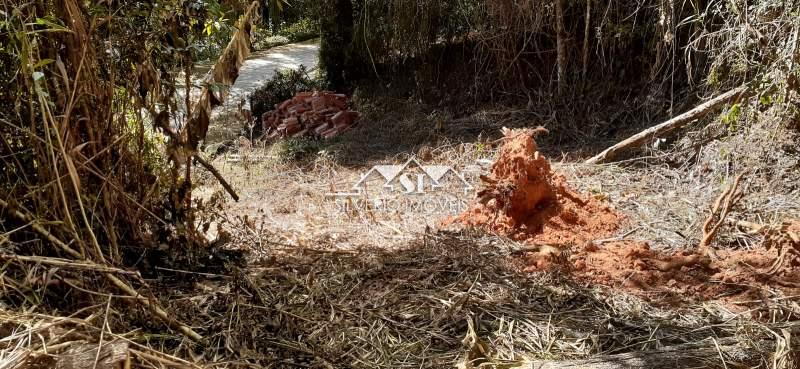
[261,91,360,139]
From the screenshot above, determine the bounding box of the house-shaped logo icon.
[334,157,473,196]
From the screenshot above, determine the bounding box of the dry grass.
[556,110,800,252]
[3,230,799,368]
[165,232,799,367]
[194,135,491,252]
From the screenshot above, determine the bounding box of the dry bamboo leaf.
[55,341,128,369]
[64,155,81,193]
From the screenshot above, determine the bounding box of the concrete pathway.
[206,39,320,143]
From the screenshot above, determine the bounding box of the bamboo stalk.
[0,254,137,275]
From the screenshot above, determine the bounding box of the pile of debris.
[260,91,360,139]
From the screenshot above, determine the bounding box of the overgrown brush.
[0,0,259,356]
[321,0,800,116]
[252,19,319,50]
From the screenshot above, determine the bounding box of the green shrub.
[278,18,319,42]
[249,66,324,133]
[271,137,327,162]
[252,18,319,50]
[254,35,291,50]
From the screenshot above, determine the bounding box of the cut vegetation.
[1,0,799,368]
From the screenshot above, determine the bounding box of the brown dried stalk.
[733,219,800,275]
[699,172,746,257]
[0,198,203,342]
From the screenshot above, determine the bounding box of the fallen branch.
[586,86,752,164]
[194,155,239,201]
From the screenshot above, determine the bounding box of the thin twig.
[0,254,137,275]
[194,155,239,201]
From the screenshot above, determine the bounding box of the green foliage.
[272,137,327,161]
[707,68,722,88]
[721,103,742,132]
[253,34,290,50]
[188,0,251,61]
[759,94,773,107]
[252,17,319,50]
[249,65,324,125]
[277,18,318,41]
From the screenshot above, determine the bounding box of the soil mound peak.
[452,128,621,245]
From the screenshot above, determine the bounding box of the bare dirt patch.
[561,240,800,306]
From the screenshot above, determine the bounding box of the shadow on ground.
[162,231,775,368]
[305,90,682,168]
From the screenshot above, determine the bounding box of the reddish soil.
[554,241,800,304]
[450,128,622,245]
[451,129,800,305]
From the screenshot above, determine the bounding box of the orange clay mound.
[452,130,800,306]
[452,128,622,245]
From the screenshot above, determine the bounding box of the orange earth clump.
[451,129,800,306]
[452,128,622,245]
[561,240,800,305]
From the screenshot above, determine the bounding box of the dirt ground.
[196,96,800,311]
[181,88,800,367]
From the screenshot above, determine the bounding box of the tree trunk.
[555,0,567,94]
[320,0,355,89]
